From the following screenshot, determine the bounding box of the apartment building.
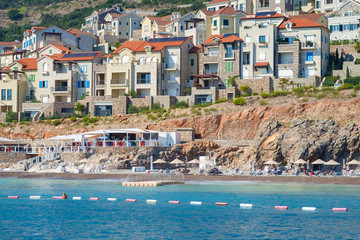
[0,49,28,68]
[106,37,194,97]
[22,26,94,53]
[0,41,19,55]
[187,6,246,44]
[239,12,285,79]
[97,12,142,44]
[277,14,330,78]
[81,8,122,34]
[37,44,73,57]
[0,58,38,116]
[314,0,348,14]
[141,12,195,40]
[36,52,104,103]
[206,0,250,12]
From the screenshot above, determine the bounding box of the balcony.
[96,80,105,89]
[258,41,267,47]
[163,63,179,70]
[110,79,127,85]
[51,86,68,94]
[224,52,235,60]
[137,78,151,84]
[301,41,317,49]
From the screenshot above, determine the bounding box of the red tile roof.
[114,38,189,53]
[278,14,325,29]
[15,58,38,70]
[203,34,242,44]
[0,41,18,46]
[40,44,72,54]
[108,12,128,18]
[148,15,173,26]
[189,46,201,53]
[67,28,96,38]
[241,12,285,20]
[0,50,16,55]
[45,52,103,61]
[207,0,228,5]
[200,6,237,16]
[154,33,168,38]
[254,62,269,67]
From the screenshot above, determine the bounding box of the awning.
[254,62,269,68]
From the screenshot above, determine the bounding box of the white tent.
[0,137,17,143]
[49,134,95,141]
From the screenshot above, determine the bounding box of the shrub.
[240,84,251,92]
[88,117,99,124]
[5,111,15,123]
[252,92,259,96]
[147,114,157,121]
[7,9,23,21]
[82,116,90,123]
[259,100,268,105]
[173,101,189,109]
[127,105,139,114]
[209,108,217,112]
[193,102,212,108]
[74,102,86,113]
[260,92,270,98]
[53,119,61,126]
[233,97,247,106]
[344,77,360,85]
[317,93,326,99]
[354,85,360,91]
[349,93,357,98]
[337,83,353,91]
[214,99,229,104]
[323,76,339,86]
[70,116,77,122]
[292,87,305,94]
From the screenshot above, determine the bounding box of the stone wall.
[333,60,360,80]
[218,87,236,99]
[175,96,193,106]
[0,152,31,168]
[129,96,152,108]
[59,152,93,162]
[235,77,271,93]
[153,96,173,109]
[176,128,194,142]
[273,76,320,90]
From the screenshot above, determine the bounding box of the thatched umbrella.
[294,159,307,164]
[170,159,185,165]
[264,159,280,165]
[312,159,326,165]
[324,160,340,166]
[153,159,167,164]
[347,160,359,165]
[188,159,200,164]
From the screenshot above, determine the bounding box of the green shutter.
[190,59,194,66]
[226,62,233,72]
[29,74,35,82]
[13,67,18,70]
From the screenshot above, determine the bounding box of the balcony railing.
[224,52,235,59]
[111,79,126,85]
[96,80,105,85]
[137,78,151,84]
[279,60,294,64]
[51,86,68,92]
[164,63,179,70]
[301,41,317,49]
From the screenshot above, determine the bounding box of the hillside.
[0,0,204,41]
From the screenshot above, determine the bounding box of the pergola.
[192,74,220,88]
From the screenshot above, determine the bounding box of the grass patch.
[259,100,268,105]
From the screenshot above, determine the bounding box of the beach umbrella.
[188,159,200,164]
[153,159,167,164]
[347,160,360,165]
[312,159,326,165]
[294,159,307,164]
[264,159,280,165]
[170,159,185,165]
[324,160,340,166]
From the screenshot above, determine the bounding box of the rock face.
[240,119,360,168]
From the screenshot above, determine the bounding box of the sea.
[0,178,359,239]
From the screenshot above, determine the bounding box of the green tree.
[346,66,350,78]
[7,9,23,21]
[5,110,15,122]
[74,102,86,114]
[354,41,360,53]
[335,48,339,66]
[340,51,344,70]
[278,78,294,91]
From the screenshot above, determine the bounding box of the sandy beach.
[1,171,360,185]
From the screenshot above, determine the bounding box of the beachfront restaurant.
[48,128,181,152]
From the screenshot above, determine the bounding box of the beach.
[1,171,360,185]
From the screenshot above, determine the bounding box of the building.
[0,58,38,119]
[36,52,104,103]
[141,12,195,40]
[0,41,19,55]
[81,8,122,34]
[106,37,194,97]
[22,26,94,54]
[206,0,250,12]
[314,0,349,14]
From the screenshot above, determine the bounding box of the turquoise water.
[1,178,360,239]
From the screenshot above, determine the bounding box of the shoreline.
[1,172,360,185]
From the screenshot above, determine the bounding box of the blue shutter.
[44,81,48,88]
[86,81,90,88]
[39,81,42,88]
[78,81,81,88]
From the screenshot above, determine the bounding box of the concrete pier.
[122,181,184,187]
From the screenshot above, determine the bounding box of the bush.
[337,83,353,91]
[354,85,360,91]
[317,93,326,99]
[88,117,99,124]
[323,76,339,86]
[252,92,259,96]
[147,114,157,121]
[127,105,139,114]
[271,91,290,97]
[214,99,229,104]
[259,100,268,105]
[240,84,251,92]
[173,101,189,109]
[233,97,247,106]
[82,116,90,123]
[70,116,77,122]
[260,92,270,98]
[344,77,360,85]
[193,102,212,108]
[7,9,23,21]
[53,119,61,126]
[74,102,86,113]
[5,111,15,123]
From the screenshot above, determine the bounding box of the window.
[39,81,48,88]
[6,89,11,100]
[1,89,5,101]
[134,22,136,25]
[174,26,177,32]
[325,53,327,60]
[213,20,217,27]
[13,67,18,71]
[126,32,128,36]
[119,32,121,35]
[78,81,90,88]
[225,62,233,71]
[43,62,48,72]
[325,37,327,43]
[49,50,52,54]
[29,74,35,82]
[244,53,250,64]
[223,19,229,26]
[138,73,151,84]
[119,21,121,25]
[333,25,339,31]
[259,35,266,43]
[245,36,250,43]
[344,24,350,31]
[180,25,183,31]
[190,59,194,66]
[208,47,219,56]
[259,52,266,60]
[306,52,313,61]
[81,65,87,73]
[113,22,116,27]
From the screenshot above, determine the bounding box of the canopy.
[170,159,185,165]
[153,159,167,164]
[347,160,360,165]
[312,159,326,165]
[324,160,340,166]
[188,159,200,164]
[294,159,307,164]
[0,137,17,143]
[49,134,95,141]
[264,159,280,165]
[84,128,161,135]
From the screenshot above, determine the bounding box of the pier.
[122,173,185,187]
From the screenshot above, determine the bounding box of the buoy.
[169,201,180,204]
[62,193,67,199]
[72,197,82,200]
[215,202,228,206]
[190,201,202,205]
[126,199,137,202]
[146,199,157,204]
[302,207,316,211]
[333,208,347,211]
[52,196,63,199]
[275,206,288,210]
[30,196,41,199]
[7,196,19,199]
[90,197,99,201]
[240,203,253,209]
[107,198,117,201]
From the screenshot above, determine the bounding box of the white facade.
[328,15,359,41]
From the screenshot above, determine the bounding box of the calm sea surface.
[0,178,359,239]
